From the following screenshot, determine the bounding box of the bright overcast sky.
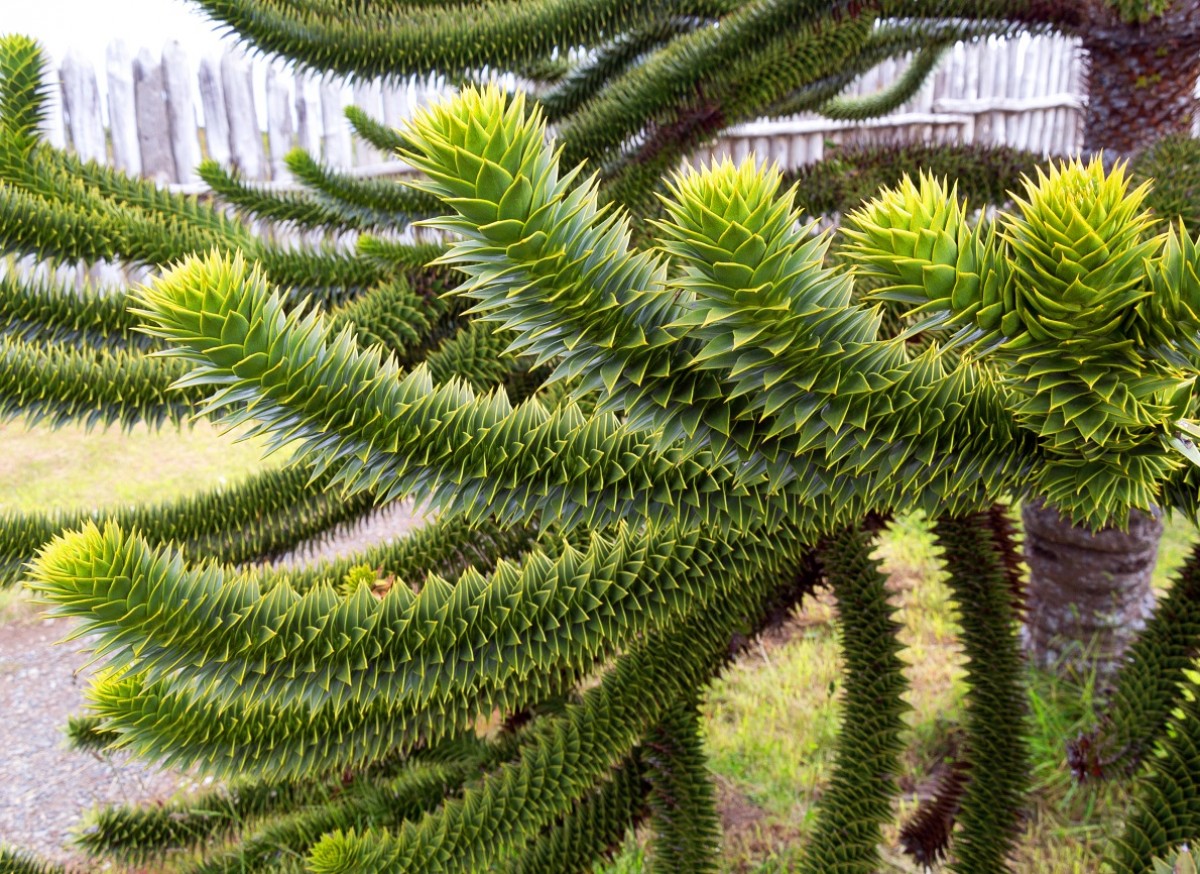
[5,0,232,70]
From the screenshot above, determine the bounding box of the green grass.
[0,418,278,620]
[1157,510,1200,588]
[599,509,1199,873]
[0,418,278,514]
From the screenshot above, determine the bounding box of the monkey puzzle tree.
[1,2,1200,873]
[176,0,1200,672]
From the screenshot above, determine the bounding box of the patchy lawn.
[0,418,279,622]
[599,510,1199,873]
[0,418,277,513]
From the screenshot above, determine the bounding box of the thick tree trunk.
[1022,500,1160,675]
[1080,1,1200,159]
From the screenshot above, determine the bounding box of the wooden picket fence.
[696,34,1088,170]
[35,32,1101,194]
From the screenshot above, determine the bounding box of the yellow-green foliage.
[843,159,1200,523]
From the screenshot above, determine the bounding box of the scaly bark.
[1080,0,1200,160]
[1021,499,1160,675]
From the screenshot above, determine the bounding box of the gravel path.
[0,501,422,867]
[0,612,202,868]
[271,500,424,568]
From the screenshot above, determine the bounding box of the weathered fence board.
[266,65,295,181]
[31,33,1192,195]
[380,81,408,129]
[107,41,141,175]
[197,56,231,166]
[163,41,200,184]
[132,48,175,183]
[59,50,105,163]
[294,75,320,157]
[221,51,265,179]
[320,79,353,168]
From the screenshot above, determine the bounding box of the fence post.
[221,50,266,179]
[1066,38,1086,153]
[163,41,201,183]
[198,56,231,165]
[295,72,320,157]
[266,65,296,181]
[133,48,177,183]
[59,50,106,163]
[381,80,408,132]
[107,40,141,175]
[320,79,352,167]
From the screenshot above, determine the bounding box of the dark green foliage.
[643,698,720,872]
[0,430,524,589]
[4,0,1200,868]
[496,758,648,874]
[355,236,447,272]
[328,270,470,373]
[933,511,1029,873]
[200,140,443,243]
[263,513,540,596]
[1135,133,1200,236]
[80,736,505,870]
[0,848,77,874]
[0,466,375,587]
[328,275,443,358]
[818,41,950,121]
[1109,670,1200,872]
[0,269,156,351]
[1072,542,1200,779]
[299,550,810,872]
[800,523,907,874]
[0,333,192,428]
[424,320,523,391]
[30,514,809,780]
[198,159,395,233]
[789,142,1047,217]
[983,503,1025,613]
[284,149,441,220]
[186,0,736,80]
[537,16,704,123]
[180,754,491,873]
[78,775,343,864]
[344,104,408,154]
[556,2,876,171]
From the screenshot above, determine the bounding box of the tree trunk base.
[1021,499,1160,678]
